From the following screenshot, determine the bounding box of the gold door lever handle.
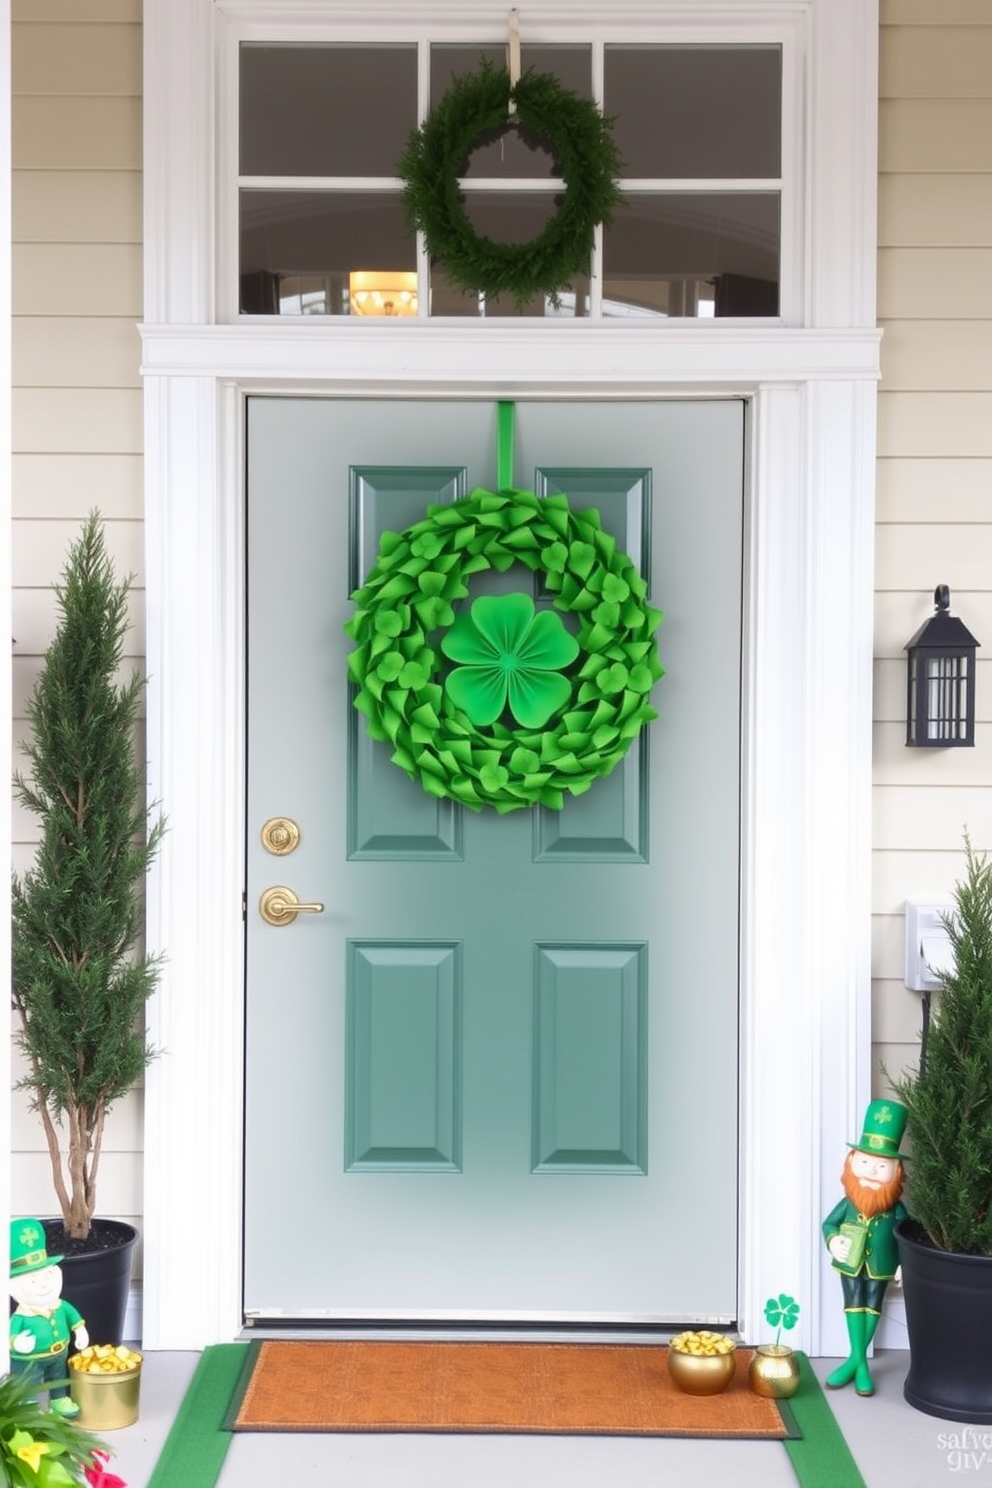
[259,886,325,927]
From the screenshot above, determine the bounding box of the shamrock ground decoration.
[345,407,664,813]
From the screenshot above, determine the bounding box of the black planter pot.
[897,1218,992,1423]
[42,1218,138,1347]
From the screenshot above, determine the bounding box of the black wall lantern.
[905,586,980,748]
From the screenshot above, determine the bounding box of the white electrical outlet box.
[904,901,955,993]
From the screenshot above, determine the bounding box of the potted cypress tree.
[12,513,164,1346]
[892,837,992,1422]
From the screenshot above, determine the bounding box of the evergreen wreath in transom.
[345,487,664,813]
[397,62,624,308]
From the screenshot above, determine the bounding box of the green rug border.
[784,1353,868,1488]
[145,1343,247,1488]
[151,1342,867,1488]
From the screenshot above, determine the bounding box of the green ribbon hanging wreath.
[345,408,664,814]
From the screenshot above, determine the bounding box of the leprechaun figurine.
[822,1099,909,1397]
[9,1218,89,1416]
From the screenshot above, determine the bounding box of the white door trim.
[140,0,880,1355]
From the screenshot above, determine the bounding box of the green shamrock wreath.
[345,487,663,813]
[397,62,624,308]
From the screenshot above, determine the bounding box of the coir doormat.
[225,1339,799,1438]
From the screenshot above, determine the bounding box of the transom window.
[238,41,783,320]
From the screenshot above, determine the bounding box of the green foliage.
[398,61,624,308]
[0,1370,106,1487]
[12,515,164,1239]
[892,838,992,1254]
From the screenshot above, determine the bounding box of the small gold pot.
[749,1344,800,1399]
[667,1341,737,1396]
[68,1355,142,1429]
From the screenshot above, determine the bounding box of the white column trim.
[140,0,881,1352]
[141,374,246,1348]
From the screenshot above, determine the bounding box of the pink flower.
[84,1450,128,1488]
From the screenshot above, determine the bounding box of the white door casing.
[139,0,880,1352]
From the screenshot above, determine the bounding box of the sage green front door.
[244,397,743,1324]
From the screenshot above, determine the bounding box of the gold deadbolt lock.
[260,817,301,856]
[259,886,325,927]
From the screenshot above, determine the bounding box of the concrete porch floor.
[99,1348,980,1488]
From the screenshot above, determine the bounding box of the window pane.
[430,46,591,180]
[428,191,588,317]
[602,194,780,318]
[240,191,415,315]
[604,46,781,179]
[240,45,417,177]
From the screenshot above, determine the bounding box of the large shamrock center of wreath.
[441,593,580,729]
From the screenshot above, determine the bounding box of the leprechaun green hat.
[848,1099,910,1160]
[10,1217,63,1276]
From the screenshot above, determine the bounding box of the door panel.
[244,398,743,1323]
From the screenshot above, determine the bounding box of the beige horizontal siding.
[874,724,992,784]
[877,249,992,318]
[14,23,141,95]
[876,522,992,590]
[13,389,143,454]
[879,175,992,246]
[879,26,992,95]
[872,912,905,983]
[875,1044,921,1095]
[876,457,992,522]
[873,9,992,1105]
[875,785,992,849]
[873,981,924,1047]
[10,1153,143,1231]
[14,244,142,316]
[880,321,992,389]
[13,98,142,171]
[11,517,145,589]
[878,392,992,456]
[874,848,987,911]
[873,660,908,727]
[14,319,142,389]
[14,172,142,243]
[14,0,140,18]
[880,101,992,172]
[881,0,992,23]
[13,453,144,520]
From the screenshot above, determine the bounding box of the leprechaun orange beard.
[841,1154,904,1217]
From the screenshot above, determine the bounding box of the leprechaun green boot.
[825,1311,864,1389]
[854,1312,881,1397]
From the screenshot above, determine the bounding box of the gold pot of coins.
[68,1344,143,1429]
[667,1330,738,1395]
